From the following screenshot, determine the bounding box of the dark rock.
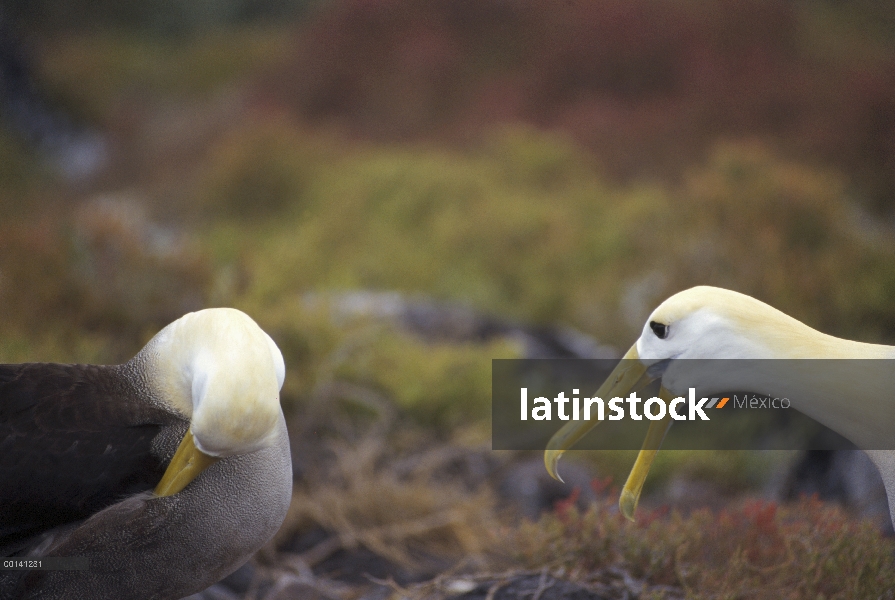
[217,562,257,595]
[280,525,331,555]
[313,545,428,585]
[499,458,598,519]
[181,583,241,600]
[451,574,611,600]
[306,291,617,359]
[0,15,107,180]
[265,580,333,600]
[781,449,893,534]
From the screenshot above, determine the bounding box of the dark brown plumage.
[0,363,176,555]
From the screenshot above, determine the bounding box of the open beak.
[619,390,673,521]
[544,343,673,521]
[154,430,220,497]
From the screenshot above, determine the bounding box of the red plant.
[553,486,581,522]
[590,476,613,497]
[258,0,895,209]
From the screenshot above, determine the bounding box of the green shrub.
[508,491,895,599]
[34,28,295,120]
[198,128,895,347]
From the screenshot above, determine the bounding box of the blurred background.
[1,1,895,598]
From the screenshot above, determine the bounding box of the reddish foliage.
[553,486,581,522]
[743,499,778,535]
[514,493,895,597]
[636,504,669,529]
[259,0,895,209]
[590,476,613,497]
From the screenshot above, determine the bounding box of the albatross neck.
[740,322,895,451]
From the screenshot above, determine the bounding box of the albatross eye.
[649,321,669,339]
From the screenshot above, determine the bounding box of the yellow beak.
[543,343,673,521]
[619,390,673,521]
[154,430,220,497]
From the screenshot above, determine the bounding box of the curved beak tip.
[544,450,565,483]
[619,490,638,522]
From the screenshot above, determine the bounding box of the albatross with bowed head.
[0,308,292,599]
[545,286,895,525]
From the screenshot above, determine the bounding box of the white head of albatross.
[138,307,287,496]
[545,286,895,523]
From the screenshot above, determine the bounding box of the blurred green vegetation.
[0,130,45,208]
[3,122,894,437]
[203,127,895,346]
[1,0,318,33]
[243,293,522,429]
[558,449,787,502]
[32,28,297,121]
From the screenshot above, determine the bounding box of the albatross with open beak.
[545,286,895,525]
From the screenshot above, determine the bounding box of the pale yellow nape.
[649,286,893,360]
[138,307,286,458]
